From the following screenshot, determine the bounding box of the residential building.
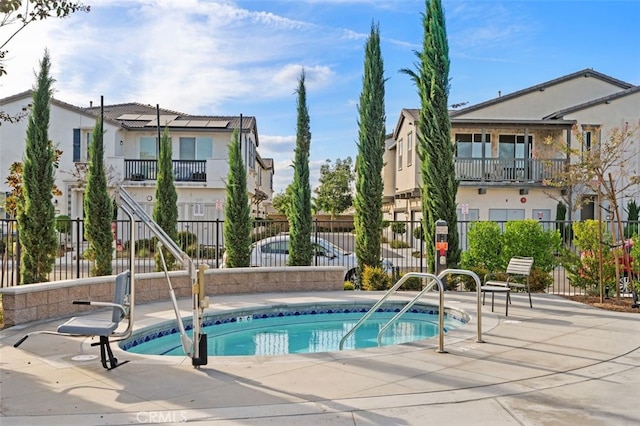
[384,69,640,226]
[0,91,274,244]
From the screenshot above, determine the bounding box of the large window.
[247,136,256,170]
[455,133,491,158]
[73,129,94,162]
[179,137,212,160]
[498,134,532,159]
[140,137,157,159]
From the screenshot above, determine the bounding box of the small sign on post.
[435,219,448,279]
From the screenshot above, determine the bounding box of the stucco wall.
[0,266,346,327]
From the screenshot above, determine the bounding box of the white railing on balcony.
[455,158,564,183]
[124,160,206,182]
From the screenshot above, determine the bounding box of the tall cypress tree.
[401,0,459,271]
[223,129,252,267]
[18,51,57,284]
[153,127,178,271]
[84,114,113,276]
[288,70,313,266]
[354,22,386,276]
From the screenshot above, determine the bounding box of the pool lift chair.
[14,270,132,370]
[14,187,210,369]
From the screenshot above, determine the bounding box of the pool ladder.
[338,269,483,352]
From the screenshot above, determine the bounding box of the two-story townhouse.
[384,69,640,227]
[0,91,274,245]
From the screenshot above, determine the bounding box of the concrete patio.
[1,291,639,425]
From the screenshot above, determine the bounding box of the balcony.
[455,158,564,184]
[124,159,207,182]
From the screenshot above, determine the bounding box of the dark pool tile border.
[120,303,468,351]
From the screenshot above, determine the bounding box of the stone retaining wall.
[0,266,346,327]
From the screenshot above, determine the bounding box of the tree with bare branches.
[1,1,89,124]
[544,123,640,301]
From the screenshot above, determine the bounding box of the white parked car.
[220,234,395,283]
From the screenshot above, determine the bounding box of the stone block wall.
[0,266,346,327]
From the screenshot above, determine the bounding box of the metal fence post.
[76,217,81,279]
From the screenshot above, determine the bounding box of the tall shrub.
[501,219,561,273]
[401,0,459,271]
[223,129,252,267]
[18,51,57,284]
[288,70,313,265]
[153,127,178,271]
[460,221,502,272]
[84,115,113,276]
[561,220,615,293]
[354,22,386,275]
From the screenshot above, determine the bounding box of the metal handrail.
[376,269,484,348]
[437,269,484,344]
[339,268,485,353]
[338,272,445,352]
[376,273,444,351]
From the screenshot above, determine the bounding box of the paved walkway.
[1,291,639,425]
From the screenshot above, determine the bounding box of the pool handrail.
[438,268,484,344]
[338,272,445,352]
[375,269,484,347]
[375,273,443,349]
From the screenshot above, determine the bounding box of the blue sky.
[1,0,638,193]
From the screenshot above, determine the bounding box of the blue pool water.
[121,305,468,357]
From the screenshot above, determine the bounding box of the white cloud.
[0,0,346,113]
[260,134,296,154]
[259,135,324,194]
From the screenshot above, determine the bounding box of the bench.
[481,256,534,316]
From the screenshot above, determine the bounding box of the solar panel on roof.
[167,120,191,126]
[146,115,179,126]
[185,121,210,127]
[207,121,229,127]
[116,114,144,120]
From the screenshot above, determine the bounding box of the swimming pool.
[121,302,469,357]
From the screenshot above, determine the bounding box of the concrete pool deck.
[1,291,639,425]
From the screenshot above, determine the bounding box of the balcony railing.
[455,158,564,183]
[124,159,207,182]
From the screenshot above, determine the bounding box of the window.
[180,137,212,160]
[398,139,403,170]
[85,131,93,160]
[140,137,157,159]
[582,130,592,152]
[248,137,256,169]
[262,241,289,254]
[193,203,204,217]
[73,129,94,162]
[498,134,532,159]
[407,132,413,166]
[456,133,491,158]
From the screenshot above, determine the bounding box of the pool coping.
[99,291,496,366]
[119,298,474,357]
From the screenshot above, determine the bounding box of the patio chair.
[481,257,534,316]
[14,270,132,370]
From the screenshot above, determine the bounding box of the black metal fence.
[0,217,607,296]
